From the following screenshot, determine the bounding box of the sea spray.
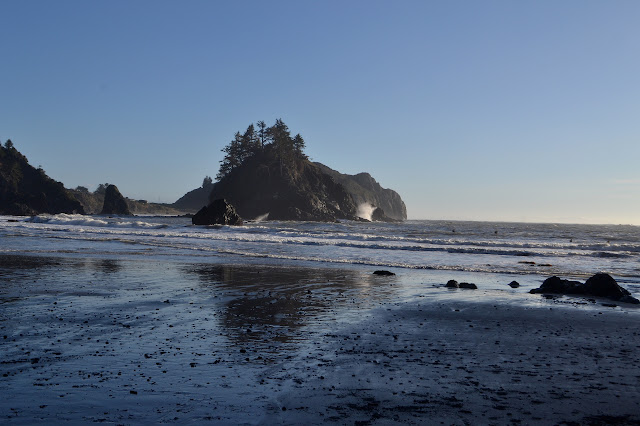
[253,213,269,222]
[356,203,375,221]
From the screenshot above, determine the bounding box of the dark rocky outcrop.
[373,270,395,276]
[100,185,131,215]
[530,273,639,304]
[210,152,361,222]
[192,199,243,226]
[531,276,587,295]
[314,163,407,221]
[0,142,84,215]
[508,281,520,288]
[584,273,628,299]
[371,206,401,223]
[445,280,477,289]
[459,282,478,289]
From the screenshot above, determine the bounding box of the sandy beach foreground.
[1,254,639,425]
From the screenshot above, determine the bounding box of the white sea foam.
[24,214,168,229]
[356,203,375,221]
[2,216,639,280]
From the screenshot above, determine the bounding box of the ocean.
[2,214,639,290]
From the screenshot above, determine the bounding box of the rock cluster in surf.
[530,273,639,304]
[192,198,243,226]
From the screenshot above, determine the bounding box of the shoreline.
[1,254,639,424]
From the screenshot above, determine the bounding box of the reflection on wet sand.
[95,258,122,274]
[0,255,64,304]
[185,264,398,346]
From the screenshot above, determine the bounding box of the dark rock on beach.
[531,276,584,295]
[530,273,639,304]
[445,280,477,289]
[100,185,132,215]
[459,282,478,289]
[584,273,628,300]
[508,281,520,288]
[192,199,243,226]
[373,270,395,276]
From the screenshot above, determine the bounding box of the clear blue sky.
[1,0,639,224]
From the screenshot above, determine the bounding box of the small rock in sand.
[373,270,395,276]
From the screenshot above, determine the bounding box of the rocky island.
[192,120,406,224]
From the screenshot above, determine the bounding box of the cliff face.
[313,163,407,221]
[210,152,359,221]
[0,143,85,215]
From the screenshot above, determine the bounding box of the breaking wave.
[2,215,639,278]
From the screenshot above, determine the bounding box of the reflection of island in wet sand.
[1,254,639,424]
[187,264,397,346]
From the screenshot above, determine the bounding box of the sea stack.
[192,199,243,226]
[100,185,132,215]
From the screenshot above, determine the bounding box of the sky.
[1,1,639,225]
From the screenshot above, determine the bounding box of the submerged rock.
[192,199,243,226]
[508,281,520,288]
[459,282,478,289]
[530,273,639,304]
[100,185,131,215]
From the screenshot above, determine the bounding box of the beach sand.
[1,255,639,424]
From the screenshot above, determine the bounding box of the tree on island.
[95,183,111,196]
[256,120,267,149]
[216,119,308,180]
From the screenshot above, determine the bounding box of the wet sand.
[1,254,639,425]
